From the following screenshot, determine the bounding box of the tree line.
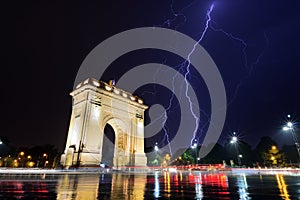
[0,137,60,168]
[146,136,299,167]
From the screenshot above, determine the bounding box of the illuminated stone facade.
[60,78,148,169]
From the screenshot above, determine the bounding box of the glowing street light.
[282,115,300,163]
[191,139,198,164]
[153,142,160,166]
[154,142,159,152]
[191,139,197,149]
[287,122,293,128]
[18,152,26,168]
[230,132,238,144]
[231,136,238,144]
[271,156,275,160]
[44,160,49,168]
[230,132,242,166]
[191,143,197,149]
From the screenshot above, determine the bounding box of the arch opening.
[101,123,115,167]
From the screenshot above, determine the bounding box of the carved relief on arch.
[102,113,114,131]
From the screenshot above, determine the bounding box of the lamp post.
[154,142,159,166]
[19,152,25,168]
[154,142,158,152]
[282,115,300,163]
[231,132,242,167]
[191,140,197,165]
[44,160,49,168]
[42,153,48,168]
[75,140,84,168]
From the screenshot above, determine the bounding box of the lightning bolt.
[185,4,214,145]
[161,0,198,30]
[185,3,269,145]
[209,20,269,106]
[173,2,268,147]
[148,2,213,154]
[147,2,216,154]
[147,1,269,155]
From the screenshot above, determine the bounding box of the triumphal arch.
[60,78,148,169]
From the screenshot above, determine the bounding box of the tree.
[201,143,225,164]
[28,144,59,168]
[254,136,278,166]
[181,148,195,165]
[223,140,254,167]
[147,151,162,166]
[281,145,298,164]
[162,153,171,167]
[0,136,14,157]
[262,145,285,167]
[237,141,253,166]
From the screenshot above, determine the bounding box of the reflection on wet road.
[0,171,300,199]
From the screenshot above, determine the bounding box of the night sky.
[1,1,300,152]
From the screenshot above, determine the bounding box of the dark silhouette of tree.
[254,136,278,166]
[0,136,14,156]
[237,141,253,167]
[201,143,225,164]
[223,140,254,167]
[27,144,59,168]
[281,145,298,164]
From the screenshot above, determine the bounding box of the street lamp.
[191,140,198,165]
[231,135,238,144]
[19,152,25,168]
[154,142,158,152]
[44,160,49,168]
[42,153,48,169]
[282,116,300,163]
[154,142,159,166]
[230,132,242,167]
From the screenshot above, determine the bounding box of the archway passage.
[101,124,115,167]
[60,78,148,168]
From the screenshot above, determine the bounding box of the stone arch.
[60,78,148,168]
[102,115,128,134]
[102,117,128,169]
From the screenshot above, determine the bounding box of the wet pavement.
[0,171,299,199]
